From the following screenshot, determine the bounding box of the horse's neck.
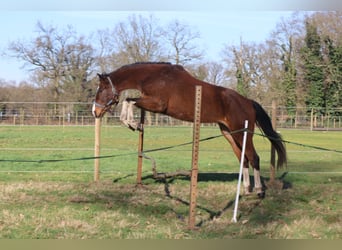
[114,66,157,92]
[113,70,140,92]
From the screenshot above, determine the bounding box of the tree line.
[0,12,341,117]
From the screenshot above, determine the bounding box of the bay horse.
[92,62,287,197]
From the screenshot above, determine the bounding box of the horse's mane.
[119,62,171,70]
[103,62,188,79]
[114,61,186,73]
[133,62,171,66]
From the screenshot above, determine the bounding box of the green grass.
[0,125,341,238]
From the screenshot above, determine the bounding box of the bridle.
[93,76,119,110]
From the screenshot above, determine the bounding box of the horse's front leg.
[120,99,139,131]
[242,166,252,195]
[121,96,167,131]
[218,124,252,195]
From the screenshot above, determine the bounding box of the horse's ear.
[97,72,109,79]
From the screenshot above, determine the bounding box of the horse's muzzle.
[92,101,118,118]
[92,102,102,118]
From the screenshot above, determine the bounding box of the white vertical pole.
[232,120,249,223]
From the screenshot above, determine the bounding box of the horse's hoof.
[128,124,136,131]
[257,191,265,199]
[244,186,252,195]
[136,123,144,132]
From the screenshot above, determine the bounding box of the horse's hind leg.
[244,139,265,198]
[219,124,251,194]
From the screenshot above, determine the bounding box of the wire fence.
[1,126,341,163]
[0,102,341,129]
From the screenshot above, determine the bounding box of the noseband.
[93,76,119,109]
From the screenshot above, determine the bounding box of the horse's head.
[92,73,120,118]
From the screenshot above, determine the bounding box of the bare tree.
[112,14,164,64]
[187,61,227,86]
[223,38,285,104]
[7,22,96,102]
[93,28,116,73]
[163,20,203,65]
[222,39,262,99]
[268,12,305,108]
[310,11,342,46]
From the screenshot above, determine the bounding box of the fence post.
[310,108,314,131]
[136,109,145,186]
[94,118,101,182]
[20,108,24,125]
[188,85,202,229]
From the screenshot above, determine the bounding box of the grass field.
[0,125,341,239]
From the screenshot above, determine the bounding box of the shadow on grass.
[142,172,293,227]
[157,175,237,226]
[77,171,294,229]
[142,172,239,183]
[142,171,292,191]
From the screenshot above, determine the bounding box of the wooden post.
[94,118,101,182]
[20,108,24,126]
[270,100,277,182]
[188,85,202,229]
[62,107,65,127]
[310,108,314,131]
[136,109,146,186]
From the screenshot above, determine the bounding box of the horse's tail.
[252,101,287,168]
